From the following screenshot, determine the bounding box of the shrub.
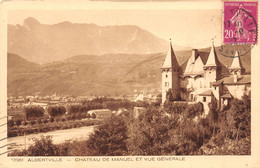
[91,113,96,119]
[86,113,91,118]
[49,118,54,123]
[24,106,44,120]
[37,119,42,124]
[66,115,72,121]
[8,130,18,137]
[61,124,68,130]
[55,118,60,123]
[29,120,36,126]
[26,136,60,156]
[21,121,28,126]
[71,115,76,120]
[8,120,15,127]
[15,120,22,126]
[77,113,83,120]
[81,113,87,119]
[61,118,66,122]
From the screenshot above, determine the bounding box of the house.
[161,40,251,113]
[88,109,112,119]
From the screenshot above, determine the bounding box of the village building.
[161,40,251,113]
[88,109,112,119]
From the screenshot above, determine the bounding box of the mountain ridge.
[7,46,251,97]
[8,17,191,64]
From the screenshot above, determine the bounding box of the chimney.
[233,74,238,83]
[191,49,198,63]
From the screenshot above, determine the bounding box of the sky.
[8,8,222,48]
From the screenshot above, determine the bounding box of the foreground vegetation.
[9,94,250,156]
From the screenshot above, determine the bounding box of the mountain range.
[8,17,190,64]
[7,17,251,97]
[8,46,251,97]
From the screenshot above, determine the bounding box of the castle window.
[191,94,193,101]
[165,82,168,87]
[203,97,206,102]
[214,86,216,90]
[166,74,168,78]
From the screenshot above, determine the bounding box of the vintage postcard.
[0,0,259,168]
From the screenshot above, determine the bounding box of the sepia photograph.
[5,3,254,156]
[0,1,259,167]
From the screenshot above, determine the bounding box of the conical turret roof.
[230,51,243,69]
[162,41,180,69]
[204,42,219,67]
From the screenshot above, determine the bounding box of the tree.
[127,107,174,155]
[25,136,67,156]
[164,89,182,107]
[165,102,188,115]
[184,102,204,119]
[218,93,251,140]
[86,114,128,156]
[24,106,44,120]
[47,106,66,118]
[91,113,96,119]
[68,105,81,114]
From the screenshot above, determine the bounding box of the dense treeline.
[9,94,251,156]
[9,97,145,128]
[83,97,148,111]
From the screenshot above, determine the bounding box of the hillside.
[8,17,189,64]
[7,45,251,97]
[7,51,188,96]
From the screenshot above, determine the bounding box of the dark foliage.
[127,107,174,155]
[86,114,128,156]
[9,94,251,156]
[47,105,66,118]
[24,106,44,120]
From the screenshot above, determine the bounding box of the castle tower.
[161,40,181,104]
[203,41,221,88]
[229,50,245,76]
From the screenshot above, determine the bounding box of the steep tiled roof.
[221,93,232,98]
[184,52,204,76]
[213,75,251,85]
[198,90,212,96]
[180,47,250,76]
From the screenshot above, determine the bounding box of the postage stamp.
[223,1,258,44]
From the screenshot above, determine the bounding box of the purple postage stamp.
[223,1,258,44]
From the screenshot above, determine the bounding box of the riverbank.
[8,125,95,151]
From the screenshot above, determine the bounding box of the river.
[8,126,95,151]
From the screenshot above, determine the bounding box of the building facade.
[161,41,251,112]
